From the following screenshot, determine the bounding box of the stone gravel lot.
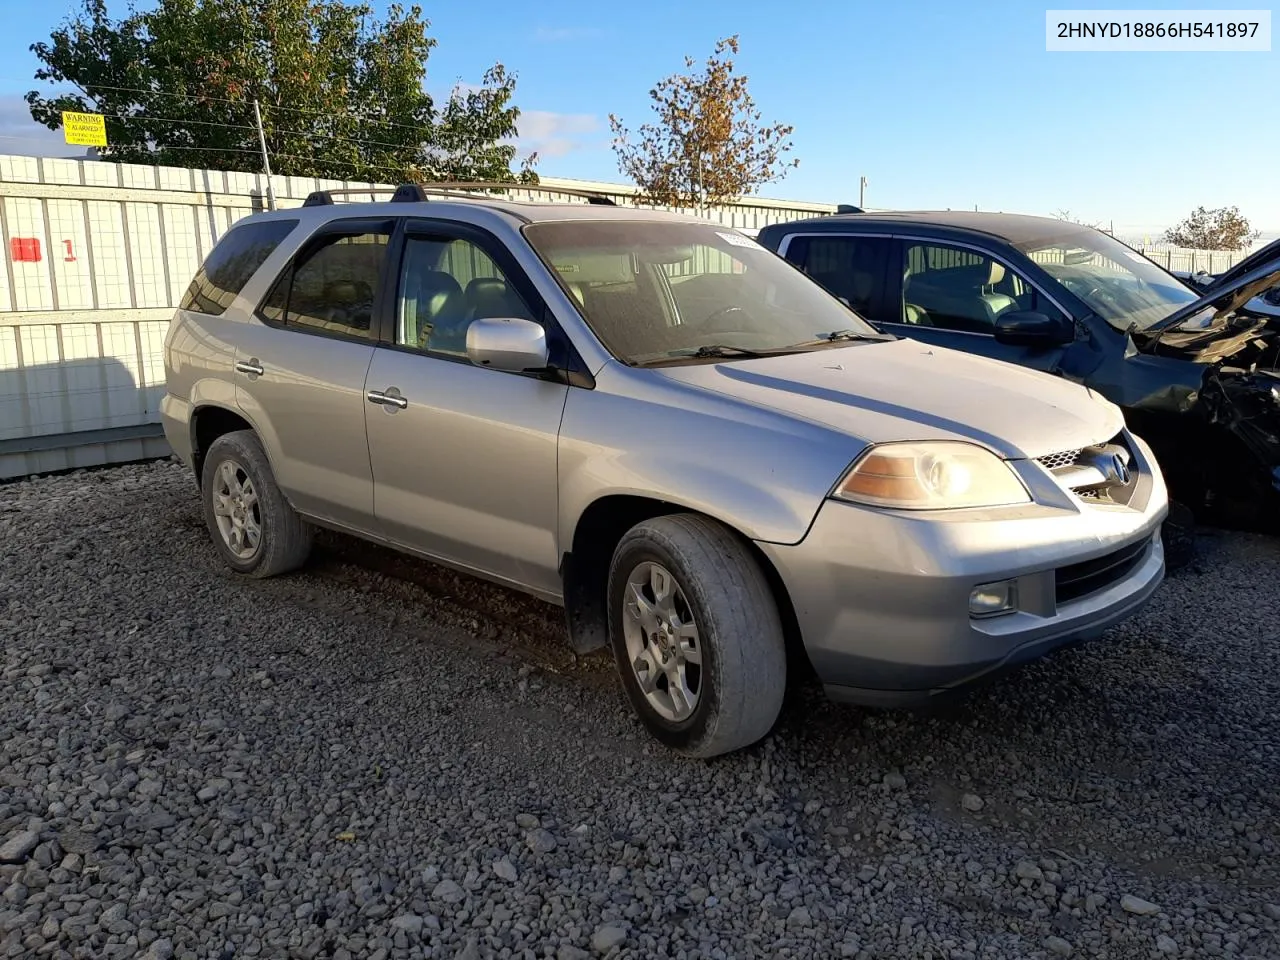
[2,459,1279,960]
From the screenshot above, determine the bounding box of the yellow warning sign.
[61,111,107,148]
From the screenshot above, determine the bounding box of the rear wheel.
[607,514,787,758]
[200,430,312,578]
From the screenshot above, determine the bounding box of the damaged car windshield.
[522,220,892,365]
[1018,231,1204,332]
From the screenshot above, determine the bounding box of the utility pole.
[859,176,867,209]
[253,99,276,212]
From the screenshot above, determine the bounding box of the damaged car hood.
[1148,252,1280,336]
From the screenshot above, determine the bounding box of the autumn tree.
[25,0,538,184]
[1162,206,1260,251]
[609,36,797,209]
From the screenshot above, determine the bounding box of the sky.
[1,0,1277,240]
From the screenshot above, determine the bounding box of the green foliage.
[26,0,538,183]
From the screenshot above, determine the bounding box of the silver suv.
[161,182,1169,758]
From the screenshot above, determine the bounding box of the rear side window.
[782,234,890,318]
[180,219,297,316]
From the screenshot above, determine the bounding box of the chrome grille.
[1036,433,1140,507]
[1035,448,1081,471]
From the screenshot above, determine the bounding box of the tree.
[1162,206,1260,251]
[608,36,797,209]
[1052,209,1104,231]
[25,0,538,184]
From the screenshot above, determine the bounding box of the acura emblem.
[1105,453,1131,486]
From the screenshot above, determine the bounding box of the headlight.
[834,441,1031,510]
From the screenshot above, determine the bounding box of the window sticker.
[716,230,760,249]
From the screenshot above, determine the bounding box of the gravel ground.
[2,459,1279,960]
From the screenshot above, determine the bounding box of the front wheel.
[607,514,787,758]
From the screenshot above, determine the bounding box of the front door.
[881,238,1074,374]
[363,221,569,597]
[233,218,394,530]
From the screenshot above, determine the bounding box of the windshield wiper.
[689,344,772,358]
[785,329,892,348]
[630,343,807,366]
[818,329,883,342]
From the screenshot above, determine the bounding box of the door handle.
[366,389,408,410]
[235,359,264,377]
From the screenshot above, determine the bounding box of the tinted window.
[180,219,297,316]
[261,231,389,339]
[783,235,889,318]
[900,242,1057,333]
[396,235,535,357]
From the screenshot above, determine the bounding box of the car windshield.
[1017,230,1206,331]
[521,220,890,365]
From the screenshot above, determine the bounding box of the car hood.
[656,338,1124,460]
[1204,237,1280,292]
[1149,249,1280,333]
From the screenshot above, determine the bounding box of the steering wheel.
[699,304,750,332]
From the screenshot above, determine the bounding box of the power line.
[17,97,457,157]
[12,78,452,138]
[2,88,519,183]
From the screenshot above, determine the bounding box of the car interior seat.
[415,271,467,354]
[977,261,1018,322]
[903,260,1013,334]
[463,277,531,323]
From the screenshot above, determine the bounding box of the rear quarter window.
[180,219,298,316]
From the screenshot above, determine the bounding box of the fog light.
[969,580,1017,617]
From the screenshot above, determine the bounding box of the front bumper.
[758,434,1169,707]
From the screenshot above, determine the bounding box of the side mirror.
[466,317,550,372]
[993,310,1075,347]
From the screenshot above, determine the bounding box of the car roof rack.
[301,187,400,207]
[389,181,618,206]
[301,180,619,208]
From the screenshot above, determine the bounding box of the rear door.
[776,232,894,324]
[362,218,569,597]
[233,217,394,531]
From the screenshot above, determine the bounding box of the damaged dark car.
[756,212,1280,531]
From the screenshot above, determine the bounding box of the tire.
[606,513,787,758]
[200,429,312,578]
[1160,499,1197,574]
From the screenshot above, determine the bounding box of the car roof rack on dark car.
[301,180,618,208]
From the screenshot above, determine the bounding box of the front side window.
[396,235,536,357]
[1017,230,1201,331]
[900,242,1056,333]
[180,218,297,316]
[522,221,889,366]
[260,230,389,339]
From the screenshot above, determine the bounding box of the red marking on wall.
[62,239,76,262]
[10,237,42,263]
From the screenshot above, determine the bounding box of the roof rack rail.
[301,187,400,207]
[835,204,863,214]
[390,180,618,206]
